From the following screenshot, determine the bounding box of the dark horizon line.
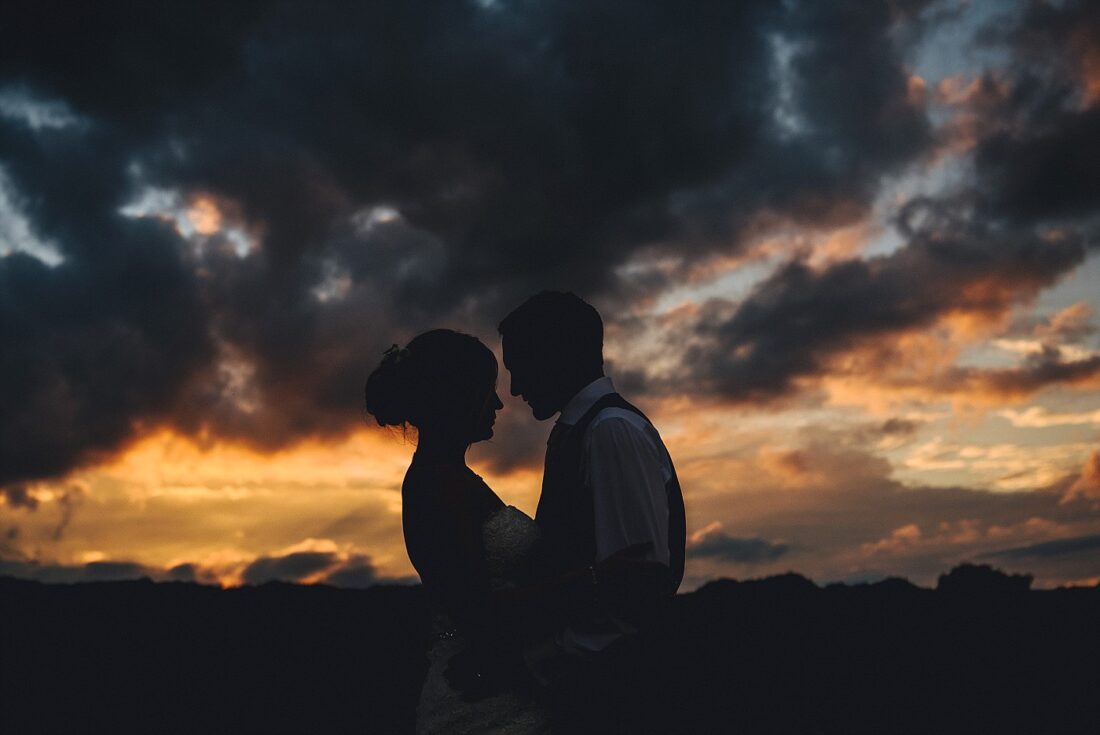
[2,561,1095,592]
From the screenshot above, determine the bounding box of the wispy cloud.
[1000,406,1100,427]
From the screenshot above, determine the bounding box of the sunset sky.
[2,0,1099,590]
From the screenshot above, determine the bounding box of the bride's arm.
[405,475,501,643]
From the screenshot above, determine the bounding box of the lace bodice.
[416,504,550,735]
[482,505,541,591]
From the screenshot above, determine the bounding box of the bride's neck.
[413,431,470,465]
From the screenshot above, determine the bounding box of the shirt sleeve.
[582,411,672,566]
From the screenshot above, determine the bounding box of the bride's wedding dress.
[415,505,550,735]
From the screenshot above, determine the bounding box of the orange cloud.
[907,74,927,107]
[860,522,922,556]
[95,428,412,496]
[819,315,1100,414]
[1068,24,1100,106]
[1083,51,1100,106]
[1064,448,1100,503]
[186,195,223,235]
[1038,302,1094,341]
[931,73,1014,158]
[856,516,1077,560]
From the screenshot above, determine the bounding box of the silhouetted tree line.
[1,564,1096,734]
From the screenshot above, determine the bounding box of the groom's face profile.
[502,337,564,421]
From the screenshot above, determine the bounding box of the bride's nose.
[492,391,504,410]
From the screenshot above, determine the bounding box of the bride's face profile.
[365,329,504,450]
[471,386,505,443]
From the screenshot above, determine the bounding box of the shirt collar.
[557,376,615,425]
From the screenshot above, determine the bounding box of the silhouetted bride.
[365,329,549,734]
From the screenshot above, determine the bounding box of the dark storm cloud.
[0,553,396,588]
[240,551,337,586]
[52,489,74,540]
[82,561,150,581]
[1001,302,1096,344]
[0,482,85,540]
[663,0,1100,407]
[688,527,790,564]
[167,563,200,583]
[319,554,378,589]
[239,549,385,587]
[844,417,922,449]
[879,418,920,437]
[971,0,1100,224]
[1,485,38,510]
[676,198,1088,402]
[980,533,1100,561]
[942,352,1100,399]
[0,525,22,562]
[0,558,157,584]
[623,0,932,254]
[0,120,215,484]
[1,0,939,481]
[977,107,1100,223]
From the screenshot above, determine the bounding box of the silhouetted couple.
[365,291,686,734]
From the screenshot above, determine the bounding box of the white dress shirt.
[552,376,673,652]
[556,377,673,566]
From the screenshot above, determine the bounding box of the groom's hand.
[595,541,669,616]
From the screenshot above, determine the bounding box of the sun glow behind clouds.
[119,186,256,257]
[187,196,222,235]
[1,429,418,585]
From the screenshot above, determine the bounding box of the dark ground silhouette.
[2,564,1097,734]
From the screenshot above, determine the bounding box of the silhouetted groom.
[499,291,687,732]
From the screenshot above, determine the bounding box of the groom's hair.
[498,291,603,373]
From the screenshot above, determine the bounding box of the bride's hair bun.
[364,344,414,427]
[364,330,497,430]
